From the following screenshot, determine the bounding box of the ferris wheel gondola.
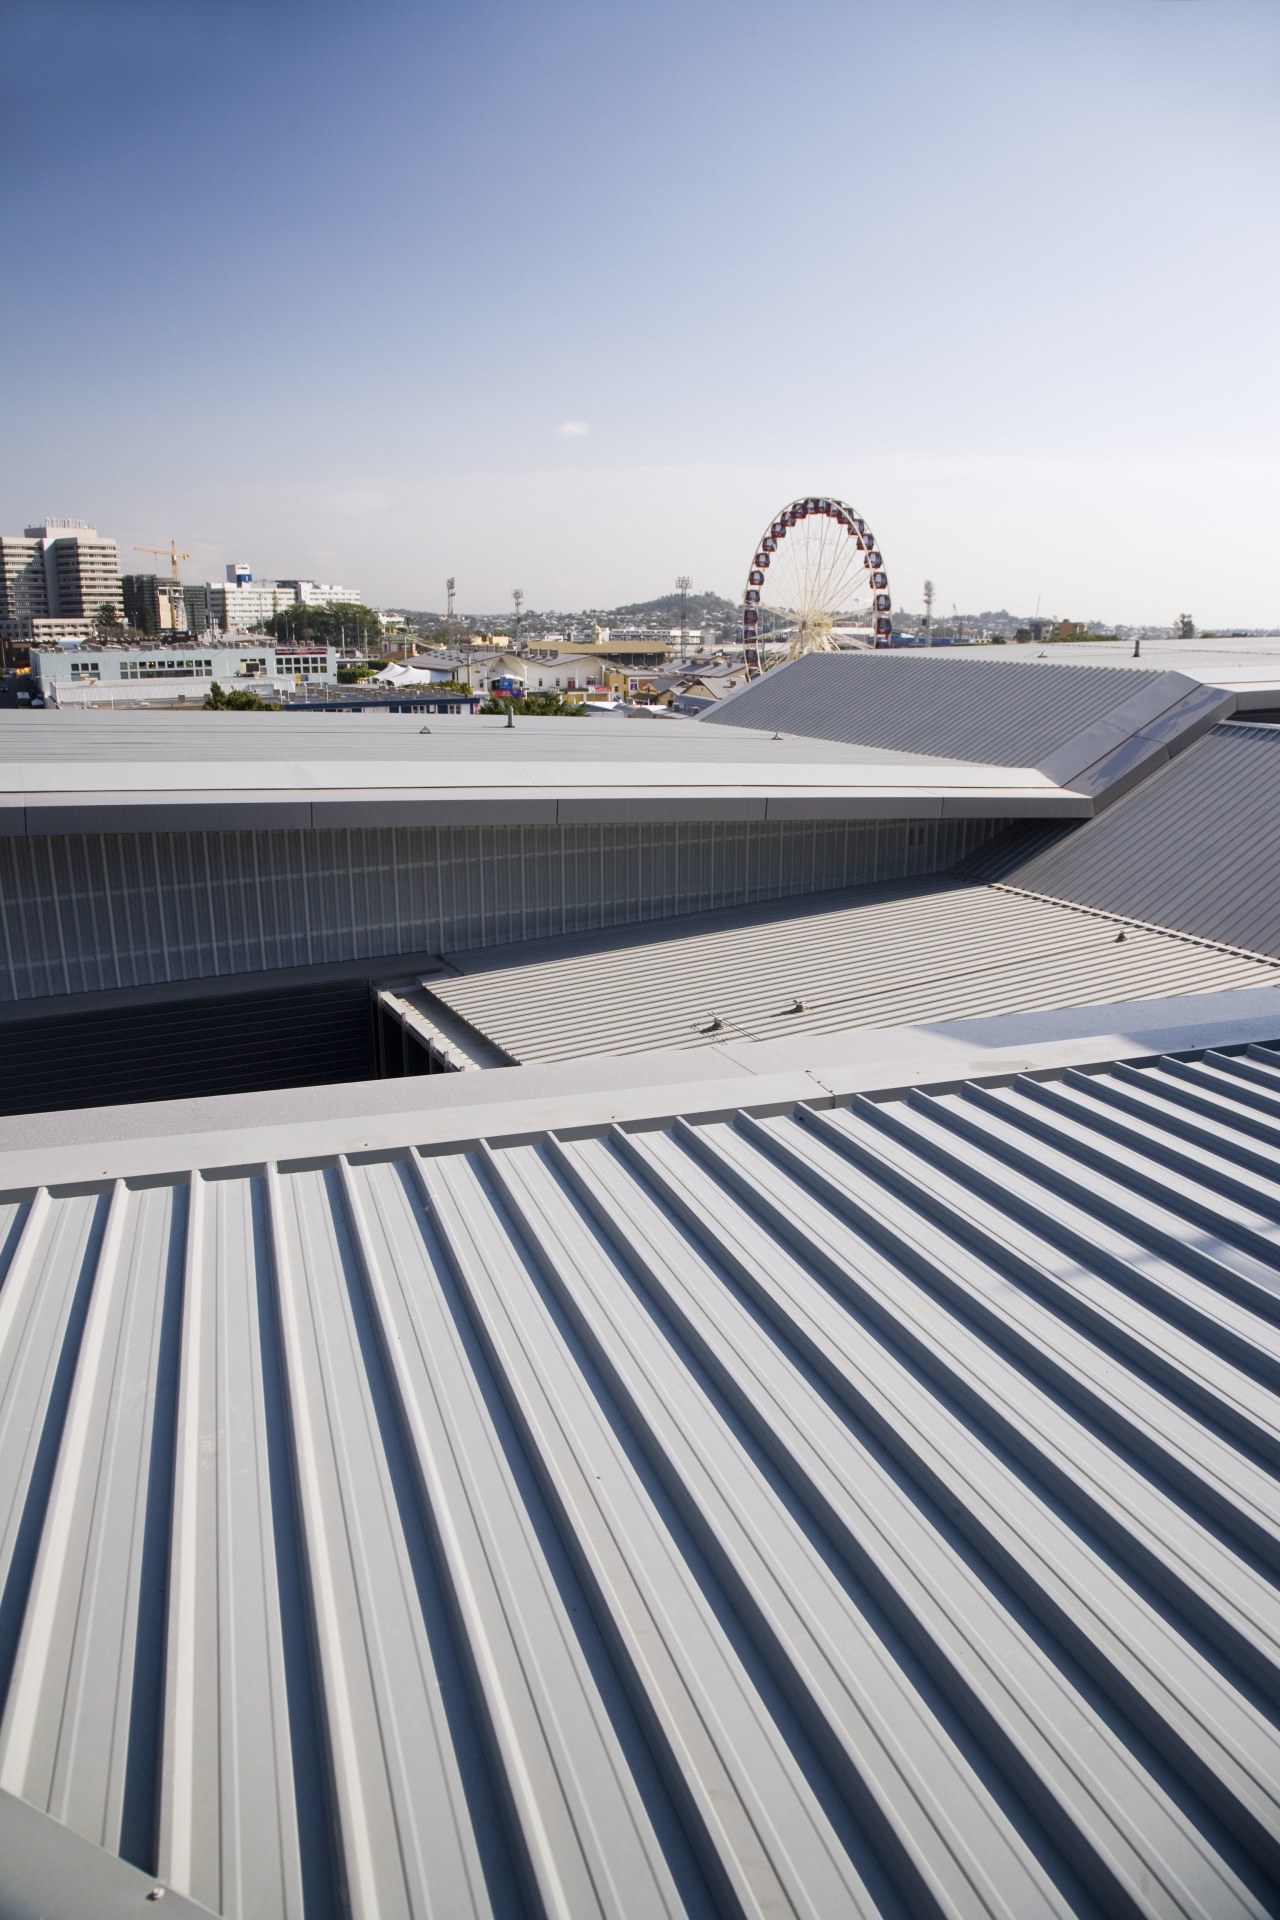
[741,496,892,677]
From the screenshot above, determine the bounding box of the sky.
[4,0,1278,624]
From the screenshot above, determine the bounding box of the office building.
[276,576,361,607]
[183,576,297,634]
[0,519,123,638]
[0,535,48,628]
[30,638,340,697]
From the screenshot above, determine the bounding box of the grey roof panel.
[0,709,956,769]
[993,723,1280,958]
[2,1042,1280,1914]
[423,876,1279,1065]
[701,653,1214,771]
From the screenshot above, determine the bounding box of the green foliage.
[1175,612,1196,638]
[260,601,382,645]
[203,682,279,711]
[605,591,737,621]
[479,692,587,716]
[96,603,123,632]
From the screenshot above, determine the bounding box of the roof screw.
[1115,931,1127,942]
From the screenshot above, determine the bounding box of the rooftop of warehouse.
[2,989,1280,1918]
[0,654,1237,828]
[699,648,1233,768]
[407,871,1280,1067]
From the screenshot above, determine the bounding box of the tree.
[203,682,279,711]
[96,602,122,636]
[260,601,382,647]
[1175,612,1196,638]
[479,692,587,716]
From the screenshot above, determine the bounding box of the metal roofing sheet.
[0,710,956,770]
[2,1041,1280,1916]
[992,724,1280,959]
[701,653,1197,770]
[423,876,1277,1064]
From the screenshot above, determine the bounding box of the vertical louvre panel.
[0,818,1001,1003]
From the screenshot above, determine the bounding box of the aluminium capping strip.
[602,1112,1280,1883]
[414,1145,887,1920]
[481,1138,1076,1920]
[333,1152,695,1920]
[551,1124,1269,1920]
[627,1112,1280,1883]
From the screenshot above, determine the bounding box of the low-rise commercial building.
[30,639,340,697]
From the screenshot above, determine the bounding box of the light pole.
[676,576,691,657]
[513,587,524,654]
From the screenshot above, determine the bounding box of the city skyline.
[5,0,1278,624]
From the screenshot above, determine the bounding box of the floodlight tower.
[512,587,524,651]
[923,579,935,634]
[676,575,692,656]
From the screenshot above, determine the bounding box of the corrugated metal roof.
[2,1040,1280,1916]
[701,653,1210,772]
[422,876,1278,1064]
[991,724,1280,959]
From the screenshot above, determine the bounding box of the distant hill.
[604,591,738,621]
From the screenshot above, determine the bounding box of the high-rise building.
[0,522,123,638]
[33,521,124,621]
[0,536,49,628]
[122,573,189,634]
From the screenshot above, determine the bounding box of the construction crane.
[134,539,190,583]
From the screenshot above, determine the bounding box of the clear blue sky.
[5,0,1278,623]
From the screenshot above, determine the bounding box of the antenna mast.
[676,575,692,656]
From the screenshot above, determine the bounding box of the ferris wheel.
[741,497,892,677]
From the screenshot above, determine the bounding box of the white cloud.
[554,420,589,439]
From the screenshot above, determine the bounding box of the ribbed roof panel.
[426,877,1277,1064]
[700,653,1176,766]
[992,724,1280,958]
[2,1045,1280,1914]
